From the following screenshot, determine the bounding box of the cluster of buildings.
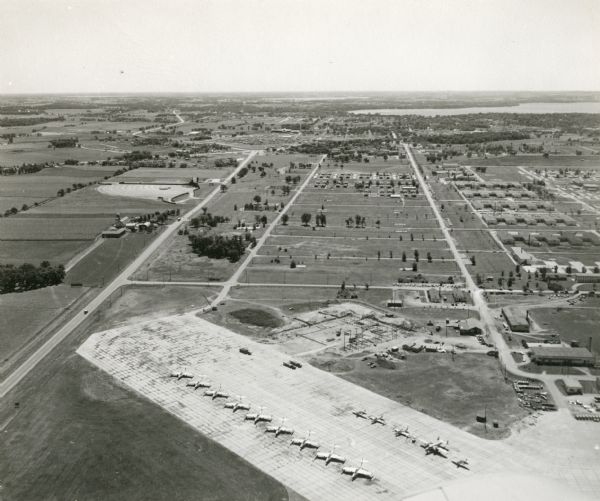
[312,171,418,197]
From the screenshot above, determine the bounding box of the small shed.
[562,377,583,395]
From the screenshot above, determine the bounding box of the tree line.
[0,262,65,294]
[188,234,249,262]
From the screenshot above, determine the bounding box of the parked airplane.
[393,426,413,439]
[224,396,250,413]
[352,410,368,419]
[369,414,386,426]
[421,439,450,458]
[204,386,229,400]
[290,431,320,451]
[186,376,211,390]
[314,444,346,466]
[265,418,294,438]
[451,458,470,470]
[342,459,374,481]
[252,407,273,425]
[169,370,193,380]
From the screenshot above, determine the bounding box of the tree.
[470,255,476,266]
[412,262,418,271]
[260,215,267,227]
[414,249,419,262]
[281,214,289,225]
[290,260,297,269]
[253,195,261,204]
[427,252,432,263]
[301,213,311,226]
[402,251,407,262]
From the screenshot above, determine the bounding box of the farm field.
[67,232,157,286]
[115,166,236,183]
[27,186,179,215]
[0,140,119,165]
[0,285,91,375]
[0,240,90,266]
[0,216,112,241]
[0,165,121,212]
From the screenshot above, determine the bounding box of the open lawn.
[243,258,460,286]
[311,352,528,439]
[528,305,600,356]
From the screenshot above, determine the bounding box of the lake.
[350,101,600,116]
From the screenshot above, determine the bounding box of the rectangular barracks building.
[530,346,595,367]
[502,307,530,332]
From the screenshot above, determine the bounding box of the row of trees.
[0,262,65,294]
[190,209,229,228]
[1,162,49,176]
[188,234,247,262]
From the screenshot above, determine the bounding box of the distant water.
[350,102,600,116]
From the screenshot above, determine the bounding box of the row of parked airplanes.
[170,370,375,481]
[352,409,470,470]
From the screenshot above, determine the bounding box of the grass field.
[243,258,460,287]
[0,240,91,265]
[67,232,156,286]
[0,282,295,501]
[0,355,291,501]
[0,216,112,240]
[0,140,119,165]
[528,304,600,356]
[28,185,179,216]
[229,308,283,328]
[0,285,91,374]
[311,352,528,439]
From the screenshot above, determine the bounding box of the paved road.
[404,145,597,407]
[0,151,258,399]
[210,155,326,306]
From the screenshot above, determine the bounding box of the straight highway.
[0,150,258,399]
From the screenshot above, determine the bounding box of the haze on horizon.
[1,0,599,95]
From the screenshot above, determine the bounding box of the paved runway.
[78,313,599,500]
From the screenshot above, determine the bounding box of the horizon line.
[1,90,600,98]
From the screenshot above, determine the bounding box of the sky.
[1,0,599,94]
